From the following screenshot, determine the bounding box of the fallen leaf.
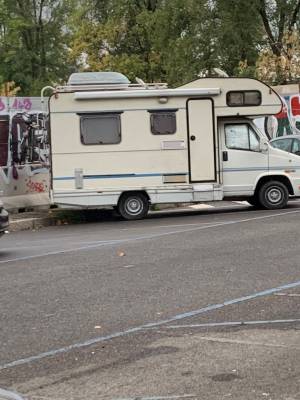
[117,250,126,257]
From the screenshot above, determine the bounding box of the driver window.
[249,129,260,152]
[225,124,260,152]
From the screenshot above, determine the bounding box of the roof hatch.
[67,72,130,86]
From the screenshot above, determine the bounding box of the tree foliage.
[70,0,264,86]
[0,81,20,96]
[0,0,75,95]
[1,0,300,93]
[256,0,300,84]
[214,0,263,77]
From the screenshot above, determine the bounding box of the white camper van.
[47,72,300,219]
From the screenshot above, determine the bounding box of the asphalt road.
[0,202,300,400]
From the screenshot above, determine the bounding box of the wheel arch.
[117,190,151,220]
[117,190,151,204]
[254,174,294,196]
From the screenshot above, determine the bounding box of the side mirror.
[260,139,269,152]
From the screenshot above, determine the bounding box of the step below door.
[187,98,216,182]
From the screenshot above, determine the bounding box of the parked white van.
[47,72,300,219]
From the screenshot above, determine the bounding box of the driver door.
[220,121,268,196]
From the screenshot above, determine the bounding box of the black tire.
[258,181,289,210]
[117,192,149,220]
[247,196,261,208]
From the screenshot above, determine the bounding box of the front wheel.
[258,181,289,210]
[117,192,149,220]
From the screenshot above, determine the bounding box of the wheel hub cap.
[126,198,142,214]
[267,188,282,204]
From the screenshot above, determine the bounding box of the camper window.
[150,111,176,135]
[80,114,121,145]
[225,124,260,152]
[227,91,261,107]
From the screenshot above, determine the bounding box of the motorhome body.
[48,72,300,219]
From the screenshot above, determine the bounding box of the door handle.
[190,135,196,141]
[222,151,228,161]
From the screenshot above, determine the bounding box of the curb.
[7,202,250,232]
[9,216,56,232]
[8,207,191,232]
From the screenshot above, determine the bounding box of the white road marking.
[4,203,292,246]
[0,208,299,265]
[9,217,42,223]
[194,336,300,349]
[150,221,219,229]
[165,319,300,329]
[1,278,300,371]
[112,395,196,400]
[0,388,25,400]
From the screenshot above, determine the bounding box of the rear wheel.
[258,181,289,210]
[117,192,149,220]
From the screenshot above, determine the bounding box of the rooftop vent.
[67,72,130,86]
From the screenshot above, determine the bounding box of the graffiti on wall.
[0,97,50,209]
[0,97,47,115]
[263,94,300,138]
[0,97,32,113]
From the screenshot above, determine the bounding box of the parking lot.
[0,202,300,400]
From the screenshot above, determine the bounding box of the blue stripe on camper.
[223,166,300,172]
[223,167,268,172]
[53,172,188,181]
[54,165,300,180]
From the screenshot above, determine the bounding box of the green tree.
[70,0,267,86]
[255,0,300,84]
[153,0,219,85]
[0,0,75,95]
[3,0,297,93]
[70,0,166,82]
[214,0,263,77]
[71,0,224,85]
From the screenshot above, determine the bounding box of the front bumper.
[0,207,9,236]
